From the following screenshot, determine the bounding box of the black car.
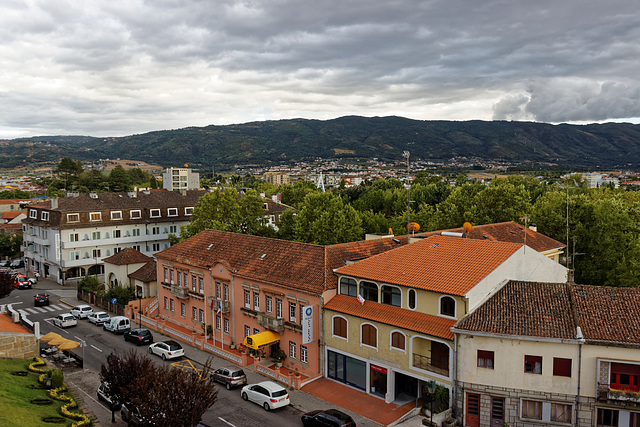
[302,409,356,427]
[124,328,154,345]
[0,260,9,268]
[9,259,24,269]
[34,293,50,306]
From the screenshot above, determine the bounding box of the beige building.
[453,281,640,427]
[162,167,200,192]
[263,172,290,185]
[103,248,152,296]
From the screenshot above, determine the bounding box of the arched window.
[333,316,347,339]
[381,285,401,307]
[361,324,377,348]
[339,277,357,297]
[408,289,417,310]
[440,296,456,317]
[391,331,406,350]
[360,281,378,303]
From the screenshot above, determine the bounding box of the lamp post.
[137,288,143,329]
[426,380,437,427]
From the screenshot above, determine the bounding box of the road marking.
[42,306,55,312]
[218,417,235,426]
[24,308,38,314]
[91,345,102,352]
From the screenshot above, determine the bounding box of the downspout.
[453,331,459,419]
[576,327,584,427]
[320,295,325,376]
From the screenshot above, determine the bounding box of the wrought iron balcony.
[257,313,284,333]
[412,353,449,377]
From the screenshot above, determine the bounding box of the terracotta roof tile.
[325,294,456,340]
[103,248,151,265]
[336,235,521,296]
[129,260,158,283]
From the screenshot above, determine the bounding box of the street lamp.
[137,288,143,329]
[426,380,437,427]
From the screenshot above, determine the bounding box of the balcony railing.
[412,353,449,377]
[284,321,302,333]
[257,313,284,333]
[597,383,640,403]
[170,285,189,300]
[240,307,257,318]
[211,299,230,314]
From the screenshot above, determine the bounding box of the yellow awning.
[243,330,280,350]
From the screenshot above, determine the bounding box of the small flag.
[216,305,221,315]
[210,299,214,310]
[357,294,365,305]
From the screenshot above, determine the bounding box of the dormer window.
[29,209,37,219]
[89,212,101,222]
[111,211,123,220]
[41,212,49,221]
[185,207,193,216]
[167,208,178,217]
[150,209,161,218]
[67,213,80,223]
[130,210,141,219]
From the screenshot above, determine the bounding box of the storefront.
[370,364,388,398]
[327,349,367,391]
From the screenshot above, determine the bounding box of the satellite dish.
[406,222,420,233]
[463,222,472,233]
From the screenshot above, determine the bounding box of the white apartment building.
[22,189,204,284]
[162,167,200,192]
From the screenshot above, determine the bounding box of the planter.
[230,344,236,350]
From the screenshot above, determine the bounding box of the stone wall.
[0,333,38,359]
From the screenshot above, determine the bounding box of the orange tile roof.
[103,247,152,265]
[335,235,521,296]
[324,294,456,340]
[0,312,32,334]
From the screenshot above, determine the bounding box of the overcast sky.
[1,0,639,139]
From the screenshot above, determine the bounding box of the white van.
[103,316,130,334]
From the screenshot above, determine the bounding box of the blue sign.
[111,298,117,304]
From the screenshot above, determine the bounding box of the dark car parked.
[9,259,24,269]
[124,328,154,346]
[34,293,50,306]
[302,409,357,427]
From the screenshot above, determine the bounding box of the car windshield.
[231,370,245,377]
[271,389,287,397]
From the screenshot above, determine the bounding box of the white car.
[70,304,93,319]
[88,311,111,325]
[53,313,78,328]
[241,381,290,411]
[148,340,184,360]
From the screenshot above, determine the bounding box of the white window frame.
[253,292,260,311]
[438,295,457,318]
[265,295,272,313]
[29,209,37,219]
[199,309,204,323]
[332,315,348,341]
[381,284,402,307]
[69,233,79,242]
[67,213,80,222]
[289,302,297,323]
[216,315,221,330]
[164,296,168,309]
[130,210,142,219]
[244,290,250,308]
[150,209,161,218]
[289,341,297,359]
[360,322,378,350]
[224,318,229,333]
[408,289,417,310]
[89,212,101,221]
[185,207,193,216]
[167,208,178,217]
[111,211,123,220]
[244,325,250,337]
[300,345,308,363]
[192,307,197,320]
[390,330,407,352]
[180,303,185,317]
[132,228,140,237]
[170,299,174,312]
[198,277,204,293]
[41,211,49,221]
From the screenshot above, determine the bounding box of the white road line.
[24,308,38,314]
[42,306,55,312]
[218,417,236,426]
[91,345,102,352]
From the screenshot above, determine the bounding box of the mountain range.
[2,116,640,171]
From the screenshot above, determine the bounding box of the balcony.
[257,313,284,333]
[170,285,189,300]
[284,321,302,333]
[597,383,640,403]
[240,307,258,318]
[412,353,449,377]
[211,299,230,314]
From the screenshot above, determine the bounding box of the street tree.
[293,192,363,245]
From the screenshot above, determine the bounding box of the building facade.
[162,167,200,192]
[22,189,204,284]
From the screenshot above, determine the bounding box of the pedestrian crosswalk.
[19,304,68,316]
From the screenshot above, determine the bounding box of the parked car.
[9,259,24,269]
[70,305,93,318]
[53,313,78,328]
[148,340,184,360]
[88,311,111,325]
[124,328,154,346]
[34,293,50,307]
[120,403,147,426]
[13,278,32,289]
[97,382,121,410]
[210,366,247,390]
[241,381,290,411]
[103,316,130,334]
[0,260,10,268]
[302,409,357,427]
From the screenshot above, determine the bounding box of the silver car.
[211,366,247,390]
[88,311,111,325]
[70,304,93,319]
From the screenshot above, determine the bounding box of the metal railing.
[412,353,449,376]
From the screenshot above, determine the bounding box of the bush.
[49,370,63,389]
[78,275,100,292]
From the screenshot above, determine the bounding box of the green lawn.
[0,358,85,426]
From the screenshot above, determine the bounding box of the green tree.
[429,183,484,229]
[108,165,132,192]
[278,180,318,208]
[54,157,83,190]
[293,192,363,244]
[471,179,531,224]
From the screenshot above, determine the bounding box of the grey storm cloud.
[0,0,639,138]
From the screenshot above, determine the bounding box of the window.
[597,408,619,427]
[114,247,122,254]
[339,277,357,297]
[177,272,181,286]
[180,303,185,317]
[610,363,640,392]
[132,228,140,237]
[164,296,168,309]
[525,355,542,374]
[130,210,142,219]
[408,289,416,310]
[184,272,188,287]
[169,270,174,284]
[333,317,347,339]
[69,233,79,242]
[477,350,494,369]
[244,290,251,308]
[163,267,168,282]
[170,299,174,312]
[192,307,197,320]
[276,298,282,318]
[215,282,221,299]
[553,358,572,377]
[168,208,178,217]
[253,328,259,335]
[113,229,121,238]
[92,249,101,258]
[289,302,296,322]
[92,231,101,240]
[244,325,250,337]
[192,276,197,292]
[111,211,122,220]
[198,277,204,293]
[132,245,141,251]
[300,345,308,363]
[41,211,49,221]
[69,251,80,260]
[253,292,260,311]
[266,295,272,313]
[550,403,572,423]
[185,207,193,215]
[391,331,405,350]
[152,243,160,251]
[521,400,542,420]
[224,318,229,333]
[223,284,229,301]
[67,213,80,222]
[361,324,377,348]
[152,226,160,235]
[216,315,221,330]
[150,209,161,218]
[199,309,204,322]
[169,225,177,233]
[289,341,297,359]
[90,212,101,221]
[29,209,37,219]
[440,296,456,317]
[359,281,378,302]
[381,285,401,307]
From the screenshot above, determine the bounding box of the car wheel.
[242,392,248,401]
[148,347,153,354]
[97,393,102,401]
[226,382,231,390]
[121,410,127,422]
[162,354,166,361]
[263,402,270,411]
